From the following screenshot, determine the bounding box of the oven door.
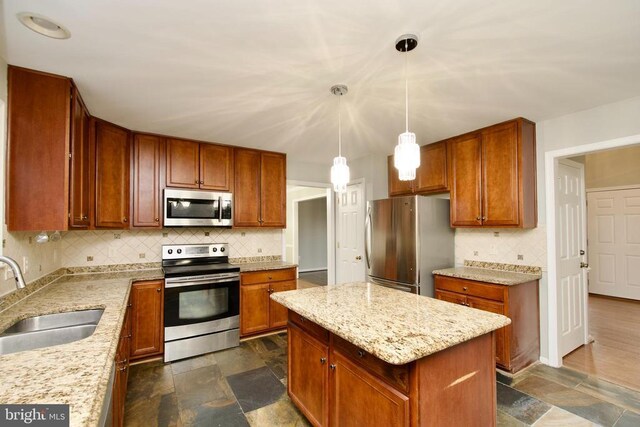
[164,273,239,341]
[164,189,233,227]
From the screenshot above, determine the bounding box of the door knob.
[580,262,589,268]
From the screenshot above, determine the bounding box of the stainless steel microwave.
[163,189,233,227]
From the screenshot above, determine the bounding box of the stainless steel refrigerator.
[365,195,454,297]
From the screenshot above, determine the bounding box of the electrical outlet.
[87,256,94,262]
[517,254,524,260]
[139,253,146,259]
[473,251,479,256]
[22,256,29,274]
[204,231,210,237]
[4,267,14,281]
[494,232,500,237]
[113,233,121,240]
[241,232,246,237]
[257,248,262,253]
[162,232,169,238]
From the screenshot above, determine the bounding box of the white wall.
[583,145,640,189]
[298,197,327,271]
[285,186,327,262]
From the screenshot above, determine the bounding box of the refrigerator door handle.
[364,206,372,269]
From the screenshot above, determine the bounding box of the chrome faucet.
[0,256,27,290]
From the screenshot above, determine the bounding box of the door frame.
[293,194,328,273]
[545,133,640,367]
[287,180,335,285]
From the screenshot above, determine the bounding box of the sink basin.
[0,309,104,355]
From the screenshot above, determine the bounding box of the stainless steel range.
[162,243,240,362]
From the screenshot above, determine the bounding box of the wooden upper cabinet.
[387,155,413,196]
[415,141,448,193]
[449,118,537,228]
[133,134,164,228]
[95,120,130,228]
[260,152,286,227]
[234,148,286,228]
[7,66,72,231]
[388,141,449,197]
[200,144,233,191]
[449,133,483,227]
[166,139,233,191]
[69,85,91,228]
[166,138,199,188]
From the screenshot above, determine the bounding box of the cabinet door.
[260,152,286,227]
[95,121,130,228]
[330,350,409,427]
[467,295,508,368]
[69,88,91,228]
[130,280,164,360]
[166,138,200,188]
[435,289,468,307]
[269,280,297,329]
[289,325,329,427]
[234,148,262,227]
[240,283,270,335]
[133,134,163,228]
[449,134,483,226]
[387,155,413,197]
[415,141,448,194]
[200,144,233,191]
[481,121,520,226]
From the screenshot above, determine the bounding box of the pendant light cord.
[338,94,342,156]
[405,38,409,133]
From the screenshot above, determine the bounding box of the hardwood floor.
[563,294,640,392]
[298,270,327,286]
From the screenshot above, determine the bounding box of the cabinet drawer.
[289,310,329,344]
[434,275,505,302]
[332,335,410,395]
[242,267,296,285]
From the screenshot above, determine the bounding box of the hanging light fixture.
[330,84,350,193]
[393,34,421,181]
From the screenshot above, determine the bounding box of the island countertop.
[0,269,163,426]
[271,282,511,365]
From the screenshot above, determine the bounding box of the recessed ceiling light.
[17,12,70,39]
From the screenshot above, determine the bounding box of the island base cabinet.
[330,350,409,427]
[288,324,329,427]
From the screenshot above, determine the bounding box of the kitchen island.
[271,282,511,427]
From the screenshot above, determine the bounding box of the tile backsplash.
[454,225,547,270]
[60,228,283,267]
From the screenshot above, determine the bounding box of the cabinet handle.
[268,276,272,280]
[127,303,133,308]
[82,215,88,220]
[195,180,199,184]
[155,218,159,222]
[200,180,204,184]
[299,316,305,323]
[156,288,161,293]
[357,350,365,358]
[462,286,468,291]
[330,364,336,371]
[123,218,128,223]
[476,216,481,221]
[320,357,327,364]
[482,216,487,221]
[119,365,128,372]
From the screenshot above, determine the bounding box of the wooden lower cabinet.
[130,280,164,360]
[434,275,539,373]
[112,297,131,427]
[240,267,297,336]
[287,311,497,427]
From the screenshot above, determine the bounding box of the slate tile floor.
[125,333,640,426]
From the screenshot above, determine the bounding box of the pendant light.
[393,34,421,181]
[330,84,350,193]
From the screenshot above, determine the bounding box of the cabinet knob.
[156,288,161,293]
[320,357,327,364]
[476,216,481,221]
[155,218,159,222]
[123,218,128,223]
[462,286,468,291]
[482,216,487,221]
[82,215,88,220]
[268,276,272,280]
[357,350,365,358]
[200,180,204,184]
[195,180,199,184]
[330,364,336,371]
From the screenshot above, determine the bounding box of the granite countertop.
[0,269,163,426]
[271,282,511,365]
[235,261,297,272]
[432,261,542,286]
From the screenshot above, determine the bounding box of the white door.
[587,187,640,300]
[556,159,589,357]
[336,183,365,284]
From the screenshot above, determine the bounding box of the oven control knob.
[167,249,173,255]
[220,247,225,252]
[212,247,218,252]
[177,249,182,254]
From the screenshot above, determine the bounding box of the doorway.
[547,138,640,383]
[285,182,334,286]
[336,181,366,284]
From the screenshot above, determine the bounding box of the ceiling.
[2,0,640,166]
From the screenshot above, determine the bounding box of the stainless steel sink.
[0,309,104,355]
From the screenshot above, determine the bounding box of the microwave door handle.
[219,197,223,222]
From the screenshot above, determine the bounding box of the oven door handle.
[165,275,239,288]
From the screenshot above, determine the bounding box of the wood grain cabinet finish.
[7,66,72,231]
[95,120,131,228]
[130,280,164,360]
[69,85,91,228]
[166,138,233,191]
[388,141,448,197]
[449,118,537,228]
[133,134,164,228]
[287,312,496,427]
[434,275,539,373]
[112,297,131,427]
[240,267,296,336]
[234,148,286,228]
